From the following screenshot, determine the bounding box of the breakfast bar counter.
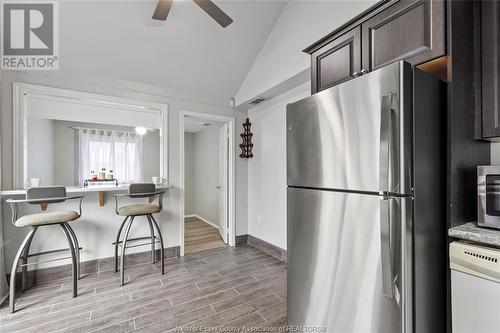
[1,184,171,207]
[1,184,177,275]
[1,184,171,195]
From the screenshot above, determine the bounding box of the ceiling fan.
[152,0,233,28]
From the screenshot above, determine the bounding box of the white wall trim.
[179,111,236,256]
[12,82,168,189]
[184,214,220,230]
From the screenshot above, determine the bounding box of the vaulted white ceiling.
[58,1,286,100]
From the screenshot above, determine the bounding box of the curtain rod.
[70,126,138,135]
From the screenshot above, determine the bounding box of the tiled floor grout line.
[273,292,285,302]
[256,312,267,321]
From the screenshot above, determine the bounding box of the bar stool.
[6,187,84,313]
[114,183,165,286]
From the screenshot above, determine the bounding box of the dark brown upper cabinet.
[311,27,361,93]
[362,0,445,72]
[480,0,500,139]
[306,0,446,94]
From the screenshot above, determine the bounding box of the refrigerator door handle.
[380,196,394,298]
[379,93,398,194]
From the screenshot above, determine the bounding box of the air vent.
[464,250,498,263]
[248,97,269,105]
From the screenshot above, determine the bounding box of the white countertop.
[1,184,171,196]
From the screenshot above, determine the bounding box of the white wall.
[27,118,54,187]
[184,133,196,215]
[1,70,248,270]
[247,83,310,250]
[236,0,377,106]
[491,143,500,164]
[185,123,224,225]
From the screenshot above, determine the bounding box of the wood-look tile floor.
[185,217,225,254]
[0,245,287,333]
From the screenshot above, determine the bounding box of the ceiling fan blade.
[152,0,173,21]
[193,0,233,28]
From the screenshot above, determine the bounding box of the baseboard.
[185,214,219,229]
[7,245,180,288]
[235,234,248,246]
[240,234,287,263]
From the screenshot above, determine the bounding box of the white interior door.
[218,123,229,244]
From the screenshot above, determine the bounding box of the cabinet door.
[311,27,361,93]
[361,0,445,72]
[481,0,500,138]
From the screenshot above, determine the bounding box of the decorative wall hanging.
[239,118,254,159]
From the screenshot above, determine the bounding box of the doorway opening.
[180,111,235,255]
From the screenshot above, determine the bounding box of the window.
[78,128,143,184]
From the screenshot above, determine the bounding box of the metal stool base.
[114,214,165,286]
[9,222,80,313]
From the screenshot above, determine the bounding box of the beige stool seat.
[117,203,161,216]
[15,210,79,227]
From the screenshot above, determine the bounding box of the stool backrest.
[26,186,67,204]
[129,183,155,198]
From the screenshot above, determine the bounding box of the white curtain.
[78,128,143,184]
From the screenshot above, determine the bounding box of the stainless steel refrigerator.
[287,61,446,333]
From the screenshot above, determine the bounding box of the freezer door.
[288,187,403,332]
[287,61,412,195]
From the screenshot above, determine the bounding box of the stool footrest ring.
[112,236,157,245]
[26,247,83,258]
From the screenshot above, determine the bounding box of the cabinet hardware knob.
[360,69,368,74]
[351,72,360,77]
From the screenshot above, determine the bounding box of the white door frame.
[179,111,236,256]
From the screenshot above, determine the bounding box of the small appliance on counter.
[478,166,500,229]
[450,241,500,333]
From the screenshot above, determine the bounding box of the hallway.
[185,217,225,253]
